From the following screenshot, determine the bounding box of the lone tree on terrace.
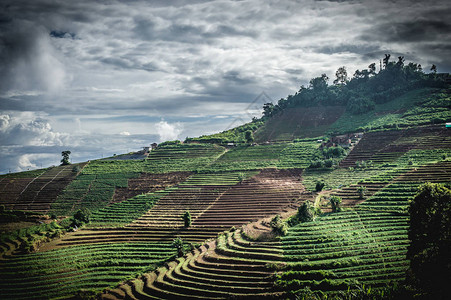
[183,210,191,227]
[61,150,71,166]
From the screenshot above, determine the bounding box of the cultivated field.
[0,124,450,299]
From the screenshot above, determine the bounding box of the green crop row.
[90,189,171,226]
[0,242,176,299]
[279,209,409,291]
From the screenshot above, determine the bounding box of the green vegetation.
[89,190,170,226]
[263,57,446,119]
[0,57,449,299]
[187,119,264,144]
[0,209,42,223]
[329,195,342,213]
[269,215,288,236]
[0,168,47,178]
[291,200,316,225]
[60,150,71,166]
[309,146,347,169]
[1,221,63,255]
[253,57,450,141]
[172,237,185,257]
[202,139,319,172]
[50,143,226,215]
[328,88,451,134]
[407,183,451,298]
[0,242,176,299]
[279,208,411,292]
[183,211,191,228]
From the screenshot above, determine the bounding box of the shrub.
[73,208,91,224]
[324,158,334,168]
[298,201,315,223]
[237,172,245,184]
[19,240,36,254]
[357,186,366,200]
[269,215,288,236]
[183,211,191,227]
[322,146,346,158]
[310,160,325,168]
[70,208,91,228]
[315,181,325,192]
[172,237,185,257]
[330,196,342,213]
[245,130,254,143]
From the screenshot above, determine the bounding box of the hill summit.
[190,55,450,143]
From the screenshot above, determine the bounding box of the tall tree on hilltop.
[262,102,274,117]
[61,151,71,166]
[396,56,405,68]
[383,54,391,69]
[430,64,437,74]
[333,66,348,85]
[309,73,329,91]
[368,63,376,75]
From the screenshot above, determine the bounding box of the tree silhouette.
[61,151,71,166]
[333,66,348,85]
[430,64,437,74]
[383,54,391,69]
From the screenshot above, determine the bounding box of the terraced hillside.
[0,123,450,299]
[99,160,451,299]
[255,106,347,141]
[44,169,302,249]
[111,172,192,204]
[0,164,85,213]
[101,221,285,299]
[50,144,225,215]
[0,169,306,300]
[278,161,451,295]
[339,125,450,167]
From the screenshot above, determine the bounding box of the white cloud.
[0,113,68,146]
[155,121,183,142]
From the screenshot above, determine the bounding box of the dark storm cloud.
[368,20,451,43]
[222,71,255,85]
[133,17,256,44]
[50,30,76,39]
[0,18,67,93]
[316,44,381,55]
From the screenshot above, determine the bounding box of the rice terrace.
[1,54,450,300]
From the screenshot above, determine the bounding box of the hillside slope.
[255,88,450,142]
[0,65,450,299]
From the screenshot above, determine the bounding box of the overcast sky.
[1,0,450,173]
